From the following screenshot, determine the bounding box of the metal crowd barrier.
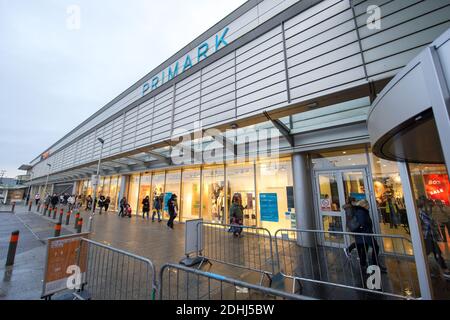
[197,222,275,286]
[274,228,419,300]
[74,239,157,300]
[159,263,314,300]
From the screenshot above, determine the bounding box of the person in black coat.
[352,199,386,273]
[104,196,111,213]
[167,194,178,229]
[142,196,150,219]
[50,193,59,209]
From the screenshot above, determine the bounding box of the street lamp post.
[89,138,105,232]
[27,170,34,203]
[43,164,51,199]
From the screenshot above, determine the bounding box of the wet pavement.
[0,209,72,300]
[2,204,447,300]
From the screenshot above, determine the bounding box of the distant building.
[0,177,28,204]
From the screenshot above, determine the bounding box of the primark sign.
[142,27,230,96]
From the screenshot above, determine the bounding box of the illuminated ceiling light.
[342,151,347,154]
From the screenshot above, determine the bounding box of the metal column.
[292,153,315,247]
[398,161,433,300]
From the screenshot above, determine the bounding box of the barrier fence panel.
[274,229,419,300]
[159,263,315,300]
[75,239,156,300]
[197,222,274,286]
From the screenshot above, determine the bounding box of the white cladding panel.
[31,0,450,178]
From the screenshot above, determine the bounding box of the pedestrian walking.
[98,195,105,214]
[68,194,75,211]
[352,199,387,274]
[152,192,162,222]
[85,195,93,211]
[119,197,127,217]
[229,193,244,237]
[104,196,111,213]
[418,196,450,279]
[142,196,150,219]
[34,193,41,206]
[51,193,59,209]
[167,194,178,229]
[343,197,358,258]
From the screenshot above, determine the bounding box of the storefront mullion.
[128,174,141,215]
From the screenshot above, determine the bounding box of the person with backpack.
[97,195,105,214]
[229,193,244,237]
[119,197,127,217]
[142,196,150,219]
[167,194,178,229]
[152,192,162,222]
[352,199,387,273]
[104,196,111,213]
[343,197,358,258]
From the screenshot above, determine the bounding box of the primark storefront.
[22,0,450,298]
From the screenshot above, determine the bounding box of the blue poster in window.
[350,192,366,201]
[259,193,279,222]
[163,192,173,211]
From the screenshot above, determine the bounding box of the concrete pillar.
[292,153,315,247]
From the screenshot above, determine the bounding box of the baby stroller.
[125,204,132,218]
[228,217,243,237]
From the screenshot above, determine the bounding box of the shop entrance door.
[314,168,371,247]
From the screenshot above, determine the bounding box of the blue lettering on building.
[183,55,193,72]
[151,76,159,90]
[215,27,229,51]
[168,62,179,81]
[142,26,230,96]
[197,42,209,62]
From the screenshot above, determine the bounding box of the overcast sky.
[0,0,247,178]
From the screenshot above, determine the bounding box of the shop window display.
[128,174,140,215]
[256,158,295,235]
[181,169,201,221]
[201,166,225,223]
[138,174,152,216]
[409,163,450,298]
[151,172,165,219]
[370,154,413,256]
[109,176,119,210]
[164,170,181,220]
[226,162,256,227]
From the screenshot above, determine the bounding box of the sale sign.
[423,174,450,205]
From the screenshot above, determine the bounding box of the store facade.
[368,28,450,299]
[21,0,450,298]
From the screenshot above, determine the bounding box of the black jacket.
[353,206,375,244]
[51,196,59,206]
[142,198,150,210]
